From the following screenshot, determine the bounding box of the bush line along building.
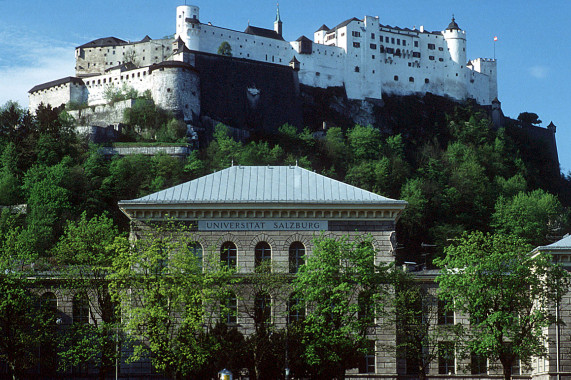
[29,4,498,124]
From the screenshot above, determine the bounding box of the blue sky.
[1,0,569,174]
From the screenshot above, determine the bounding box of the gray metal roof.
[119,166,406,205]
[536,234,571,251]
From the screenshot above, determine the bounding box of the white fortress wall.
[294,43,346,89]
[83,66,154,106]
[29,80,87,112]
[150,65,200,121]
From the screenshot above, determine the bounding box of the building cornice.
[119,202,406,222]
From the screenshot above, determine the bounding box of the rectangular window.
[403,40,407,46]
[439,58,444,62]
[371,33,375,39]
[429,56,435,61]
[471,352,487,375]
[438,299,454,324]
[438,342,455,374]
[370,43,377,49]
[439,47,444,51]
[385,36,389,43]
[359,340,376,374]
[428,43,436,50]
[397,39,400,45]
[413,52,421,58]
[414,41,419,47]
[353,42,361,48]
[352,31,361,37]
[391,37,395,44]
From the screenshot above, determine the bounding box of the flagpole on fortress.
[493,36,498,60]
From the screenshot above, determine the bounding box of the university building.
[118,165,407,377]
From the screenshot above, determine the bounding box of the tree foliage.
[435,231,570,380]
[293,235,392,379]
[109,221,235,378]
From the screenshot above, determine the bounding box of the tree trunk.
[500,357,512,380]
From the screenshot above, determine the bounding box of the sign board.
[198,220,328,231]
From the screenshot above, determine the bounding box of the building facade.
[29,4,498,118]
[118,165,407,378]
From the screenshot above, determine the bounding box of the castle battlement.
[29,4,498,121]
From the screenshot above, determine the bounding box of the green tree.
[234,260,291,380]
[22,159,74,255]
[393,270,458,380]
[217,41,232,56]
[435,231,570,380]
[293,235,392,379]
[0,210,55,380]
[53,213,122,378]
[492,189,567,246]
[109,221,234,378]
[347,124,381,161]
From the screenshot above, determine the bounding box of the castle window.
[428,43,435,50]
[353,42,360,48]
[370,43,376,49]
[137,72,140,77]
[394,75,398,81]
[316,72,320,76]
[414,41,419,47]
[355,66,360,72]
[391,37,395,44]
[409,77,414,82]
[167,88,171,93]
[380,45,384,53]
[402,40,407,46]
[413,52,421,58]
[372,55,375,59]
[439,47,444,51]
[397,39,400,45]
[371,33,375,39]
[385,36,389,43]
[429,56,435,60]
[352,31,361,37]
[456,73,459,76]
[120,76,123,80]
[439,58,444,62]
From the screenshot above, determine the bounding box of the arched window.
[255,242,271,269]
[288,293,305,323]
[221,242,237,269]
[73,293,90,324]
[409,76,414,82]
[289,242,305,273]
[254,292,271,324]
[221,293,237,324]
[189,242,203,271]
[358,291,374,324]
[40,292,57,314]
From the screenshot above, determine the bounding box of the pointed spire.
[276,3,281,23]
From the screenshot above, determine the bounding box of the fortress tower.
[176,5,201,51]
[443,17,467,67]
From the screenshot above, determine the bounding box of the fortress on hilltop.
[29,4,498,130]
